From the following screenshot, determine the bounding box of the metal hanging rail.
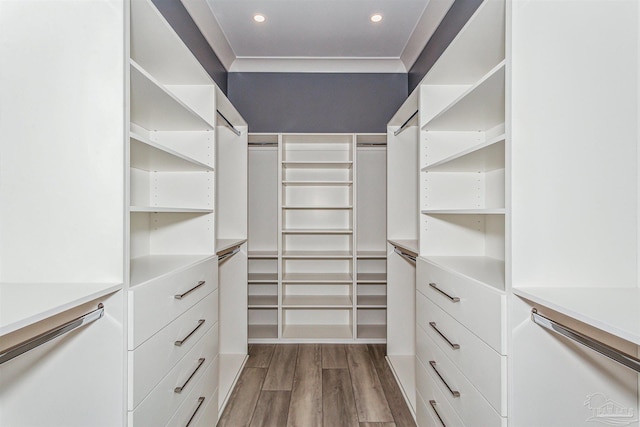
[531,309,640,373]
[356,142,387,147]
[393,246,416,263]
[216,110,241,137]
[248,142,278,147]
[0,304,105,365]
[218,246,241,262]
[393,110,419,136]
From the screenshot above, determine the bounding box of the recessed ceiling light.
[370,14,383,23]
[253,14,266,23]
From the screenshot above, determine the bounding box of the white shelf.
[248,324,278,339]
[282,161,353,168]
[130,206,213,213]
[282,295,353,308]
[0,282,122,336]
[282,181,353,186]
[282,273,353,283]
[130,132,213,172]
[282,250,353,259]
[422,62,506,132]
[421,256,505,291]
[248,295,278,308]
[130,254,215,287]
[216,238,247,254]
[282,205,353,210]
[388,239,419,256]
[282,324,353,340]
[357,295,387,307]
[130,61,214,131]
[357,324,386,339]
[357,273,388,283]
[422,209,505,215]
[513,287,640,346]
[248,250,278,259]
[248,273,278,283]
[422,136,505,172]
[357,251,387,259]
[282,228,353,235]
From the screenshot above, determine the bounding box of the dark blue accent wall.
[228,73,408,133]
[152,0,228,93]
[408,0,483,92]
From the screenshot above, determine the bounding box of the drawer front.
[129,258,217,349]
[416,358,464,427]
[416,326,505,427]
[416,257,506,353]
[195,388,219,427]
[166,356,219,427]
[417,291,506,415]
[129,325,218,427]
[128,289,219,409]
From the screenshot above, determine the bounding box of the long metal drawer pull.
[429,400,447,427]
[429,322,460,350]
[0,304,104,365]
[429,361,460,397]
[429,283,460,303]
[174,320,206,347]
[218,246,241,262]
[531,309,640,373]
[185,397,206,427]
[393,247,416,262]
[174,281,206,300]
[174,358,206,393]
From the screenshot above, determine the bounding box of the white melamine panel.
[248,295,278,307]
[130,169,213,210]
[417,257,506,353]
[416,328,505,427]
[387,125,419,241]
[284,165,352,182]
[422,169,505,210]
[218,246,248,356]
[128,327,217,426]
[510,297,639,427]
[417,292,506,415]
[387,355,416,414]
[281,272,353,283]
[128,258,216,348]
[416,390,446,427]
[423,135,505,172]
[284,185,352,207]
[130,132,213,172]
[130,0,212,85]
[357,147,387,252]
[357,258,387,275]
[0,292,123,427]
[249,308,278,326]
[165,85,215,126]
[387,243,416,356]
[283,234,352,253]
[218,353,248,413]
[0,0,124,283]
[283,295,352,307]
[510,0,639,289]
[249,147,279,253]
[146,129,214,167]
[415,360,465,427]
[282,135,354,162]
[196,389,220,427]
[283,259,352,275]
[128,290,218,409]
[284,209,352,230]
[248,258,278,277]
[282,250,353,259]
[166,356,219,427]
[358,284,387,298]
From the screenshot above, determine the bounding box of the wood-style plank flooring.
[218,344,416,427]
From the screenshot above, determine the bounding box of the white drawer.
[416,326,506,427]
[416,257,506,354]
[128,289,219,409]
[128,325,218,427]
[416,358,464,427]
[166,356,219,427]
[129,258,217,349]
[417,291,506,415]
[194,388,219,427]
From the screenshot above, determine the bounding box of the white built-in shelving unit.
[247,133,386,343]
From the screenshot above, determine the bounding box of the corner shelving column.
[280,134,356,341]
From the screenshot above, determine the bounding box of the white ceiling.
[180,0,454,73]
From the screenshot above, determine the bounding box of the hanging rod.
[216,110,241,137]
[357,142,387,147]
[393,110,418,137]
[0,304,104,365]
[248,142,278,147]
[394,246,416,263]
[218,246,241,262]
[531,309,640,373]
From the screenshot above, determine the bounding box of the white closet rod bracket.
[531,309,640,373]
[217,110,241,137]
[393,110,418,136]
[0,303,105,365]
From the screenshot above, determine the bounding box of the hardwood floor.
[217,344,416,427]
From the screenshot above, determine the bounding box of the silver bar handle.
[175,281,206,300]
[0,304,104,365]
[174,320,205,347]
[185,397,206,427]
[429,361,460,397]
[218,246,240,262]
[531,309,640,373]
[429,322,460,350]
[429,400,447,427]
[429,283,460,303]
[174,357,206,393]
[393,247,416,263]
